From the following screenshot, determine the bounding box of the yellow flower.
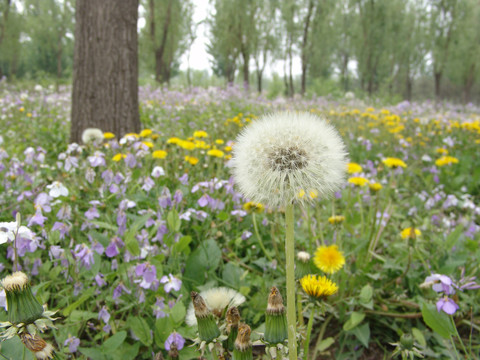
[185,156,199,165]
[369,182,382,192]
[313,245,345,274]
[215,139,224,145]
[178,140,195,150]
[300,275,338,299]
[382,157,407,169]
[19,107,25,112]
[225,154,232,160]
[139,129,153,137]
[26,112,32,117]
[347,162,363,174]
[435,156,459,167]
[142,141,154,148]
[112,153,126,162]
[103,132,115,139]
[348,177,369,187]
[224,146,233,152]
[400,227,421,239]
[124,132,139,138]
[243,201,264,213]
[152,150,167,159]
[207,149,224,158]
[167,137,181,144]
[152,134,159,140]
[328,215,345,225]
[193,130,208,138]
[435,148,448,155]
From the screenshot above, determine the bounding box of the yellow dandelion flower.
[185,156,199,165]
[215,139,224,145]
[225,154,232,160]
[313,245,345,274]
[348,177,369,187]
[142,141,154,148]
[124,132,139,138]
[435,148,448,155]
[193,130,208,138]
[19,107,25,112]
[400,227,421,239]
[207,149,224,158]
[139,129,153,137]
[178,140,195,150]
[112,153,126,162]
[328,215,345,225]
[300,275,338,299]
[152,150,167,159]
[435,156,459,167]
[347,162,363,174]
[26,112,32,117]
[103,132,115,139]
[152,134,159,140]
[243,201,264,213]
[369,182,382,192]
[167,137,181,144]
[382,157,407,169]
[224,146,233,152]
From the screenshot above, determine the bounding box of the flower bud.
[1,272,44,324]
[233,324,252,360]
[295,251,312,279]
[400,333,413,350]
[20,333,56,359]
[191,291,220,342]
[264,287,288,344]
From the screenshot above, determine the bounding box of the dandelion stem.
[303,306,316,360]
[451,316,469,358]
[285,203,298,360]
[252,213,274,263]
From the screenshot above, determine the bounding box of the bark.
[300,0,314,96]
[0,0,11,45]
[434,71,442,101]
[463,62,475,104]
[241,49,249,90]
[152,0,173,83]
[70,0,140,143]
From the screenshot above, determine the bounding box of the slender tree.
[70,0,140,143]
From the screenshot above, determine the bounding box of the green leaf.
[183,239,221,287]
[124,214,151,257]
[173,235,192,254]
[63,287,95,316]
[445,226,463,250]
[222,263,242,288]
[351,323,370,348]
[128,316,153,346]
[167,209,181,232]
[155,317,173,346]
[90,221,118,232]
[170,301,186,326]
[217,211,229,221]
[102,331,127,353]
[343,312,365,331]
[78,347,106,360]
[412,327,426,347]
[359,284,373,309]
[0,336,35,360]
[317,337,335,352]
[421,302,456,338]
[69,310,98,322]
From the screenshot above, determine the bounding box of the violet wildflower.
[436,296,459,315]
[87,151,106,167]
[178,173,188,185]
[73,243,95,269]
[135,263,158,290]
[46,181,69,198]
[153,297,167,318]
[165,331,185,351]
[105,236,124,257]
[64,335,80,353]
[160,274,182,293]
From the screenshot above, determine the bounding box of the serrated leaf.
[421,303,455,338]
[102,331,127,353]
[128,316,152,346]
[343,312,365,331]
[351,323,370,348]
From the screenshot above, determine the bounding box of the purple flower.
[51,222,69,239]
[173,190,183,204]
[160,274,182,293]
[424,274,455,295]
[113,283,131,299]
[135,263,158,290]
[73,244,94,269]
[88,151,106,167]
[84,206,100,220]
[64,336,80,353]
[436,296,459,315]
[198,194,210,207]
[106,237,124,257]
[165,332,185,351]
[241,231,252,240]
[178,173,188,185]
[95,273,107,287]
[142,177,155,191]
[153,297,167,318]
[28,210,47,227]
[98,306,111,323]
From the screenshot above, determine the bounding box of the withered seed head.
[267,287,285,315]
[234,323,252,352]
[226,307,241,325]
[20,333,55,359]
[191,291,210,318]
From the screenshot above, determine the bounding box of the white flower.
[232,111,347,207]
[81,128,104,144]
[186,287,246,326]
[46,181,69,198]
[0,221,34,244]
[34,84,43,92]
[151,166,165,178]
[0,289,7,310]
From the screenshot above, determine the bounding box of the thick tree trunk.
[153,0,173,83]
[463,62,475,104]
[434,71,442,102]
[256,69,263,93]
[300,0,314,96]
[70,0,140,143]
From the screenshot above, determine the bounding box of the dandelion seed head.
[1,271,29,291]
[232,111,347,207]
[81,128,104,144]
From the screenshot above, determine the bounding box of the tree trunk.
[434,71,442,102]
[300,0,314,96]
[242,51,249,90]
[256,69,263,93]
[70,0,140,143]
[152,0,173,83]
[463,62,475,104]
[341,53,349,91]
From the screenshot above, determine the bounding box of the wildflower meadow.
[1,82,480,359]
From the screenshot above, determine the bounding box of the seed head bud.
[191,291,220,342]
[20,333,55,359]
[295,251,312,279]
[233,324,253,360]
[225,307,241,351]
[264,287,288,344]
[1,272,44,324]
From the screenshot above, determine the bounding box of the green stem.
[285,203,298,360]
[451,315,469,358]
[303,306,316,360]
[449,334,461,360]
[252,213,274,262]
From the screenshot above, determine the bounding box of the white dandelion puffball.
[81,128,104,144]
[186,287,246,326]
[232,111,348,207]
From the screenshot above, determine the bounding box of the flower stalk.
[285,203,297,360]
